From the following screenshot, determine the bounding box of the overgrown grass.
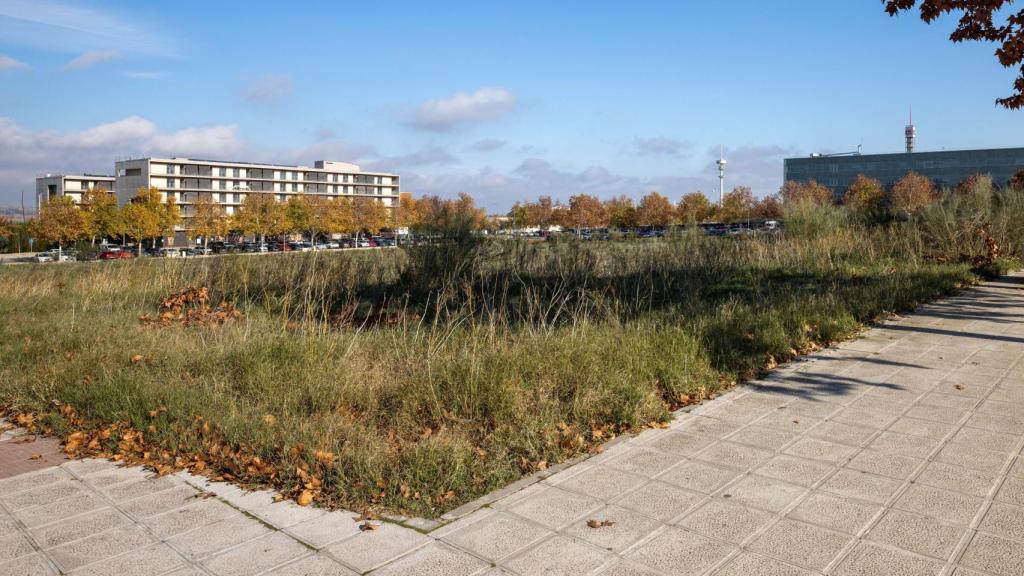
[1,190,1019,516]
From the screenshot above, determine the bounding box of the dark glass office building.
[784,147,1024,199]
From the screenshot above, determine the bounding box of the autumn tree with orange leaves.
[566,194,607,231]
[719,187,757,223]
[676,193,717,223]
[781,180,833,205]
[883,1,1024,109]
[890,171,936,215]
[635,191,676,227]
[844,174,886,213]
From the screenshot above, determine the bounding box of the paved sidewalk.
[2,275,1024,575]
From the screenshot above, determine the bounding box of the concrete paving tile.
[442,511,550,562]
[748,519,852,571]
[563,505,664,552]
[895,484,984,526]
[120,484,202,518]
[916,462,999,498]
[965,412,1024,435]
[976,399,1024,417]
[996,475,1024,506]
[677,499,773,544]
[834,541,943,576]
[725,425,800,451]
[48,525,156,572]
[702,402,776,424]
[867,509,964,560]
[165,515,271,560]
[506,485,602,530]
[979,501,1024,541]
[719,475,806,513]
[887,417,958,439]
[286,511,364,549]
[218,487,278,510]
[203,532,308,576]
[695,441,773,470]
[29,507,127,548]
[594,559,662,576]
[1,479,88,511]
[102,476,177,502]
[625,527,733,576]
[11,490,106,528]
[144,499,240,538]
[781,399,845,419]
[265,554,356,575]
[919,392,979,410]
[787,491,882,535]
[868,431,941,459]
[323,522,432,573]
[755,411,823,432]
[0,533,35,563]
[904,404,969,424]
[807,420,877,447]
[251,500,326,528]
[1011,457,1024,477]
[369,542,488,576]
[81,467,148,489]
[555,465,647,502]
[820,469,902,505]
[0,553,55,576]
[61,458,114,478]
[711,552,816,576]
[610,481,704,521]
[960,532,1024,576]
[503,535,611,576]
[68,544,186,576]
[846,450,923,480]
[784,437,858,464]
[604,448,684,477]
[754,454,834,487]
[830,407,899,431]
[644,431,715,457]
[935,442,1012,474]
[673,416,743,438]
[654,460,739,494]
[0,467,69,494]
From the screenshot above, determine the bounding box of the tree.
[326,198,355,236]
[397,192,421,230]
[719,186,757,223]
[844,174,886,213]
[29,196,85,260]
[158,196,181,245]
[508,202,529,230]
[635,191,676,227]
[676,192,717,223]
[453,192,487,231]
[604,195,637,229]
[121,203,161,256]
[525,196,555,229]
[781,180,833,205]
[883,1,1024,109]
[352,197,390,238]
[0,216,11,241]
[891,171,936,214]
[233,192,287,245]
[954,173,993,196]
[753,194,784,219]
[189,193,229,251]
[1008,168,1024,191]
[567,194,607,231]
[80,186,119,244]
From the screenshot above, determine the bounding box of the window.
[278,194,285,202]
[219,193,226,203]
[166,164,176,175]
[233,193,240,203]
[219,167,226,177]
[292,172,299,181]
[291,183,298,192]
[219,180,227,190]
[232,180,239,189]
[232,168,240,177]
[332,174,338,183]
[167,179,176,189]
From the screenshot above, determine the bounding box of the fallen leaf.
[536,460,548,470]
[587,519,616,528]
[263,414,277,425]
[359,521,379,531]
[954,384,965,390]
[130,354,144,364]
[296,490,314,506]
[28,453,42,460]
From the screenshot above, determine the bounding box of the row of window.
[159,164,392,185]
[164,191,393,204]
[163,179,394,196]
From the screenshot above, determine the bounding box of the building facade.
[783,147,1024,199]
[35,174,116,210]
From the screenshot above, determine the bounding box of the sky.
[1,0,1023,212]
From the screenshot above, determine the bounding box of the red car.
[99,250,134,260]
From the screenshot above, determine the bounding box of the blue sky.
[1,0,1022,211]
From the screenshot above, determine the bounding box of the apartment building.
[35,174,116,210]
[114,157,398,215]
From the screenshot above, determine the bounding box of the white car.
[35,252,53,263]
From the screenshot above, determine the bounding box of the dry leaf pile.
[139,287,242,328]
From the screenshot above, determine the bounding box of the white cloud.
[62,49,120,71]
[471,138,506,152]
[0,116,243,206]
[0,0,177,58]
[243,75,293,103]
[0,54,29,71]
[123,71,167,80]
[632,136,690,156]
[411,87,517,131]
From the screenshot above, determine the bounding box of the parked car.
[99,250,134,260]
[326,241,341,249]
[35,251,53,263]
[158,247,183,258]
